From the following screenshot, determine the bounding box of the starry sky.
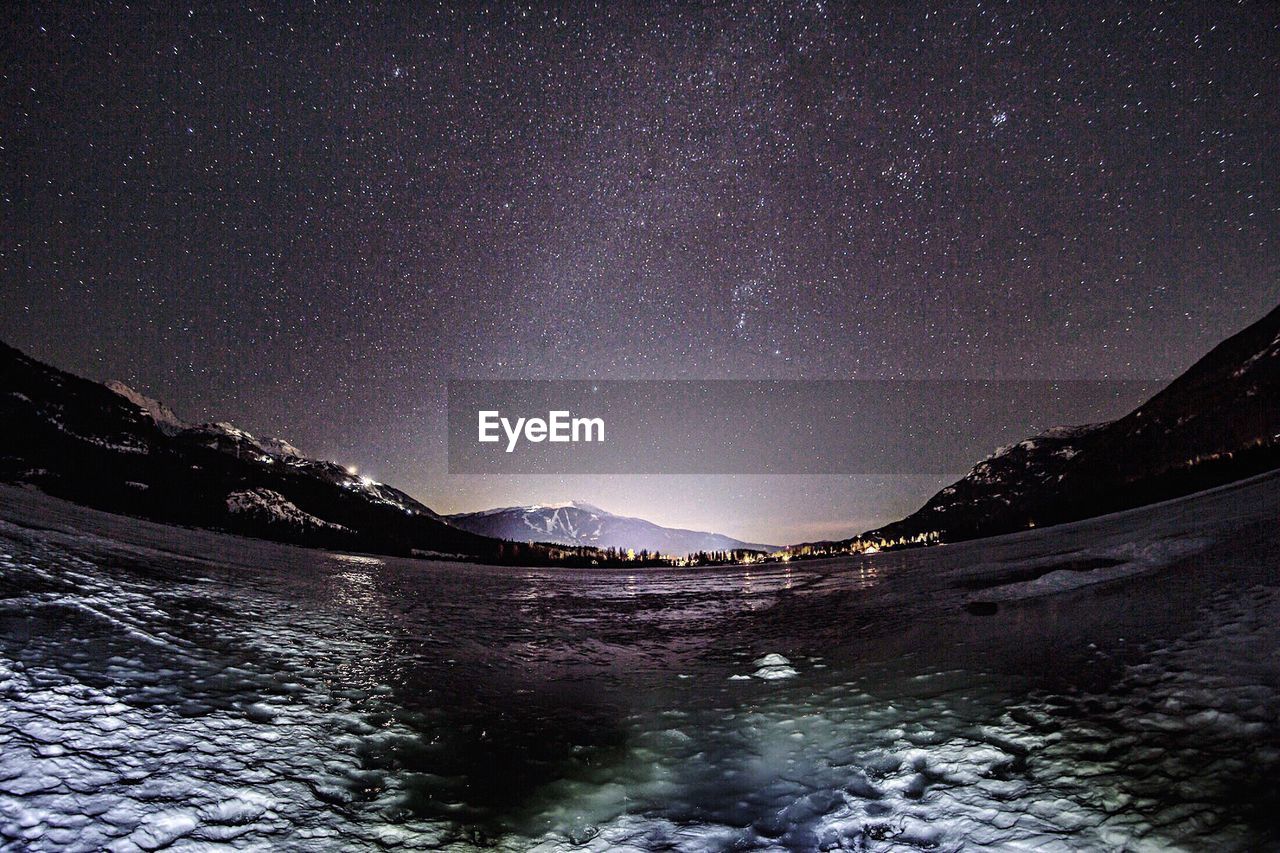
[2,1,1278,544]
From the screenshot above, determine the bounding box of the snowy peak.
[540,499,604,512]
[447,502,777,556]
[106,382,306,461]
[258,436,304,459]
[966,422,1108,486]
[105,381,189,435]
[181,421,305,461]
[981,423,1108,466]
[105,382,308,469]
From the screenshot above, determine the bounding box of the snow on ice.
[1,472,1279,850]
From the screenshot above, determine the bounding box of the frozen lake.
[1,474,1279,851]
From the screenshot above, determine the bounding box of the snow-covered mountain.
[448,501,778,555]
[99,382,442,520]
[0,342,517,559]
[0,341,771,564]
[864,302,1280,545]
[105,382,307,461]
[858,423,1108,545]
[104,380,188,434]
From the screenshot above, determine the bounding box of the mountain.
[448,501,779,555]
[852,423,1108,546]
[863,302,1280,546]
[0,341,560,563]
[103,380,188,434]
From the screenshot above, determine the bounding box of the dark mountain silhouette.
[0,341,563,564]
[863,302,1280,545]
[6,296,1278,562]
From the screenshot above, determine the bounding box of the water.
[1,476,1278,851]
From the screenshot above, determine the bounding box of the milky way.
[2,2,1277,542]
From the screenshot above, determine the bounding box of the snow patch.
[752,653,799,680]
[225,489,348,532]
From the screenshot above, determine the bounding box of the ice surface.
[1,472,1279,850]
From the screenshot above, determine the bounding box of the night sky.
[3,2,1277,544]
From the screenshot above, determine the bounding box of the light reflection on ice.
[330,553,386,568]
[516,618,1280,851]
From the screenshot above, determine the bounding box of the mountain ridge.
[0,341,554,563]
[447,501,778,555]
[858,302,1280,546]
[0,341,777,562]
